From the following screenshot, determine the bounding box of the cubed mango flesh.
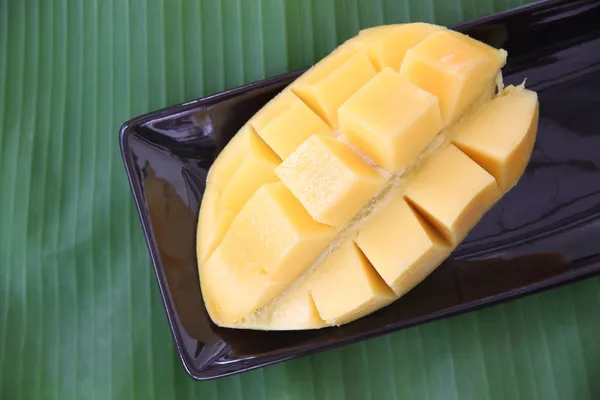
[250,89,334,159]
[338,67,442,171]
[452,85,539,192]
[201,182,335,323]
[291,45,377,127]
[197,23,539,330]
[197,125,281,262]
[356,190,450,295]
[404,144,502,245]
[309,242,395,325]
[275,134,385,227]
[265,285,326,330]
[399,30,506,127]
[346,22,444,71]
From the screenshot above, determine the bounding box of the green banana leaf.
[1,0,599,399]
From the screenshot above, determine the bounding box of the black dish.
[120,0,600,381]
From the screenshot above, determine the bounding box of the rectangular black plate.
[120,0,600,381]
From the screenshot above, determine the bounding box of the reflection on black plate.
[120,0,600,380]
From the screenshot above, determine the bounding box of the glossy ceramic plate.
[120,0,600,381]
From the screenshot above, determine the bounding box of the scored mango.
[197,125,281,263]
[196,23,539,330]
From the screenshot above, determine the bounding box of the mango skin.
[196,23,539,331]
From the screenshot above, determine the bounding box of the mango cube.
[197,186,236,263]
[339,67,442,171]
[404,144,502,245]
[309,242,395,325]
[291,46,377,127]
[219,127,281,212]
[266,285,325,330]
[452,86,539,192]
[202,182,335,324]
[346,22,444,71]
[400,30,506,127]
[276,134,385,227]
[251,89,333,159]
[356,191,450,295]
[198,126,281,262]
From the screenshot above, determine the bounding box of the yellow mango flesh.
[309,242,395,325]
[201,182,335,323]
[356,190,450,295]
[197,186,235,264]
[197,23,539,330]
[275,134,385,227]
[346,23,443,71]
[452,85,539,192]
[404,144,503,246]
[250,89,334,159]
[338,67,442,172]
[265,285,326,330]
[291,45,377,127]
[197,126,281,262]
[399,30,507,127]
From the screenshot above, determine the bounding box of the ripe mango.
[196,23,539,330]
